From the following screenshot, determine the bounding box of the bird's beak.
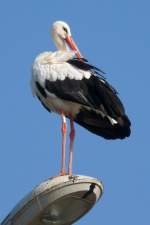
[65,36,82,59]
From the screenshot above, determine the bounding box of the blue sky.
[0,0,150,224]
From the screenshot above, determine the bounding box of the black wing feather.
[45,78,93,107]
[68,58,106,76]
[45,75,125,118]
[44,58,131,139]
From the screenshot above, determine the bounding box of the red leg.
[68,119,75,175]
[60,113,67,176]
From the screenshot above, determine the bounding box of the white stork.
[31,21,131,176]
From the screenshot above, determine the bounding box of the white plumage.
[32,59,82,116]
[32,51,91,84]
[31,50,91,117]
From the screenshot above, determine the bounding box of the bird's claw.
[59,171,67,176]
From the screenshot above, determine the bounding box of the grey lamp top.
[2,175,103,225]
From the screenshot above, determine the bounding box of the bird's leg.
[60,113,67,176]
[68,119,75,175]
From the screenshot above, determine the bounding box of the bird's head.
[51,21,82,59]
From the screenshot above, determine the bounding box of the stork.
[31,21,131,176]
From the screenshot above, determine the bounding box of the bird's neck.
[52,33,68,51]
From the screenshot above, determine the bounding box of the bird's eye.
[63,27,68,33]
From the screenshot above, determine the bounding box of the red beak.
[65,36,82,59]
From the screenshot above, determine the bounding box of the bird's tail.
[74,108,131,139]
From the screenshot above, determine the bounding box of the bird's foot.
[59,171,67,176]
